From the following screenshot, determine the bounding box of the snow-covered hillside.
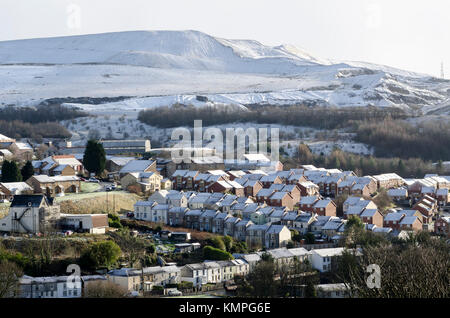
[0,30,449,112]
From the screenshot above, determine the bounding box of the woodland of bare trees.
[0,105,88,139]
[83,280,127,298]
[138,104,448,164]
[353,118,450,162]
[335,240,450,298]
[0,120,71,139]
[0,105,88,123]
[332,220,450,298]
[236,253,318,298]
[138,104,405,130]
[0,260,23,298]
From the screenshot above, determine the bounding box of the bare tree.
[83,280,127,298]
[335,239,450,298]
[0,260,23,298]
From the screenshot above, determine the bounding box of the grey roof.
[242,203,260,213]
[282,212,299,221]
[200,210,219,218]
[225,216,241,224]
[214,212,230,220]
[248,224,270,231]
[270,191,291,200]
[384,212,405,222]
[269,209,287,218]
[235,219,253,227]
[168,207,188,213]
[312,215,333,226]
[400,216,419,225]
[10,195,45,207]
[259,206,274,215]
[119,160,155,173]
[373,227,393,234]
[260,175,280,182]
[107,156,135,166]
[295,213,314,223]
[268,184,285,191]
[185,209,204,216]
[230,202,248,211]
[300,196,319,205]
[346,205,365,215]
[265,248,294,259]
[256,189,275,197]
[239,253,261,263]
[265,224,287,234]
[314,199,333,209]
[322,219,344,231]
[288,247,310,257]
[360,209,378,217]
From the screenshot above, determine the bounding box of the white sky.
[1,0,449,77]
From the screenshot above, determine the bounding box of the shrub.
[81,241,122,269]
[203,246,234,261]
[208,237,226,251]
[108,213,123,229]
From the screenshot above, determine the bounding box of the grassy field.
[57,191,142,214]
[80,181,101,193]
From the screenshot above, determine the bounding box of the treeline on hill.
[353,118,450,162]
[0,120,71,139]
[284,145,441,178]
[0,105,87,139]
[138,104,406,130]
[0,105,88,123]
[138,104,449,162]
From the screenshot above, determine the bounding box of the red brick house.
[399,216,423,232]
[286,174,307,185]
[434,217,450,238]
[298,181,319,197]
[360,209,384,227]
[208,180,244,197]
[350,183,371,197]
[243,179,263,198]
[298,195,320,213]
[259,175,283,188]
[195,174,225,192]
[413,202,434,224]
[255,189,276,204]
[268,192,294,210]
[383,212,405,230]
[281,184,301,204]
[323,176,343,197]
[436,188,449,207]
[312,199,337,217]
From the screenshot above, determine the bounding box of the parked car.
[127,212,134,218]
[167,289,182,296]
[88,177,100,183]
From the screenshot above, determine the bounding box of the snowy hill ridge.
[0,30,449,112]
[0,30,325,73]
